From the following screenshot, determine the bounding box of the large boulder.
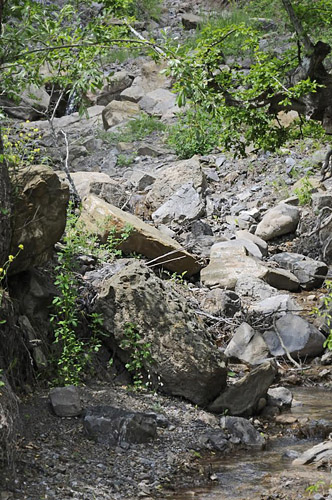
[139,88,179,119]
[293,440,332,467]
[66,171,127,208]
[207,362,277,416]
[255,203,300,241]
[88,71,133,105]
[271,252,328,290]
[220,416,265,448]
[81,194,201,276]
[121,61,171,103]
[94,261,227,406]
[10,166,69,274]
[145,156,206,212]
[263,314,325,358]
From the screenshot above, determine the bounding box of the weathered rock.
[207,362,277,416]
[10,166,69,274]
[201,289,241,317]
[25,105,104,133]
[292,440,332,466]
[83,406,157,446]
[248,294,300,317]
[213,239,263,260]
[181,13,204,29]
[145,156,206,212]
[271,252,328,290]
[0,376,19,465]
[0,84,50,120]
[220,416,265,448]
[255,204,300,241]
[311,193,332,211]
[267,387,293,408]
[67,171,127,208]
[263,314,325,358]
[152,182,205,225]
[102,100,140,130]
[235,230,268,256]
[201,244,299,291]
[49,386,82,417]
[139,88,179,119]
[199,430,229,452]
[18,315,47,369]
[224,323,270,365]
[94,261,227,406]
[81,194,201,276]
[129,171,156,191]
[235,276,279,301]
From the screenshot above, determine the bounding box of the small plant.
[0,244,24,325]
[120,322,154,390]
[98,113,166,146]
[294,176,314,206]
[306,480,331,495]
[117,153,136,167]
[51,206,131,385]
[165,270,187,285]
[0,369,5,387]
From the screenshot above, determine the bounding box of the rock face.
[255,204,300,241]
[263,314,325,358]
[81,194,201,277]
[271,252,328,290]
[0,84,50,120]
[94,261,227,406]
[207,362,277,416]
[10,165,69,274]
[83,406,157,447]
[88,71,133,105]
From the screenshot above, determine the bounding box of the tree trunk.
[0,0,12,263]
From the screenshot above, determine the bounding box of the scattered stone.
[262,267,300,292]
[292,440,332,467]
[201,289,241,317]
[94,261,227,407]
[235,230,268,256]
[248,294,300,317]
[220,416,265,448]
[207,362,277,416]
[88,71,133,105]
[235,276,279,301]
[255,203,300,241]
[199,430,229,452]
[139,88,179,119]
[270,252,328,290]
[152,182,205,225]
[49,386,82,417]
[263,314,325,358]
[267,387,293,408]
[83,406,157,446]
[81,194,201,276]
[224,323,270,365]
[275,415,297,424]
[311,193,332,211]
[130,171,156,191]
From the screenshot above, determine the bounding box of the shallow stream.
[169,387,332,499]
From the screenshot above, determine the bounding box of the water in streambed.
[169,387,332,499]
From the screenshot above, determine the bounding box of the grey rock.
[220,416,265,448]
[94,261,227,406]
[293,440,332,466]
[207,362,277,416]
[311,193,332,211]
[201,289,241,317]
[91,71,133,106]
[262,267,300,292]
[152,182,205,225]
[255,203,300,241]
[83,406,157,447]
[65,171,127,208]
[139,88,179,119]
[0,84,50,120]
[271,252,328,290]
[102,100,140,130]
[217,238,263,260]
[321,350,332,365]
[181,13,204,29]
[130,171,156,191]
[199,430,229,452]
[235,276,279,301]
[224,323,270,365]
[235,230,268,256]
[248,294,300,317]
[263,314,325,358]
[49,386,82,417]
[267,387,293,408]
